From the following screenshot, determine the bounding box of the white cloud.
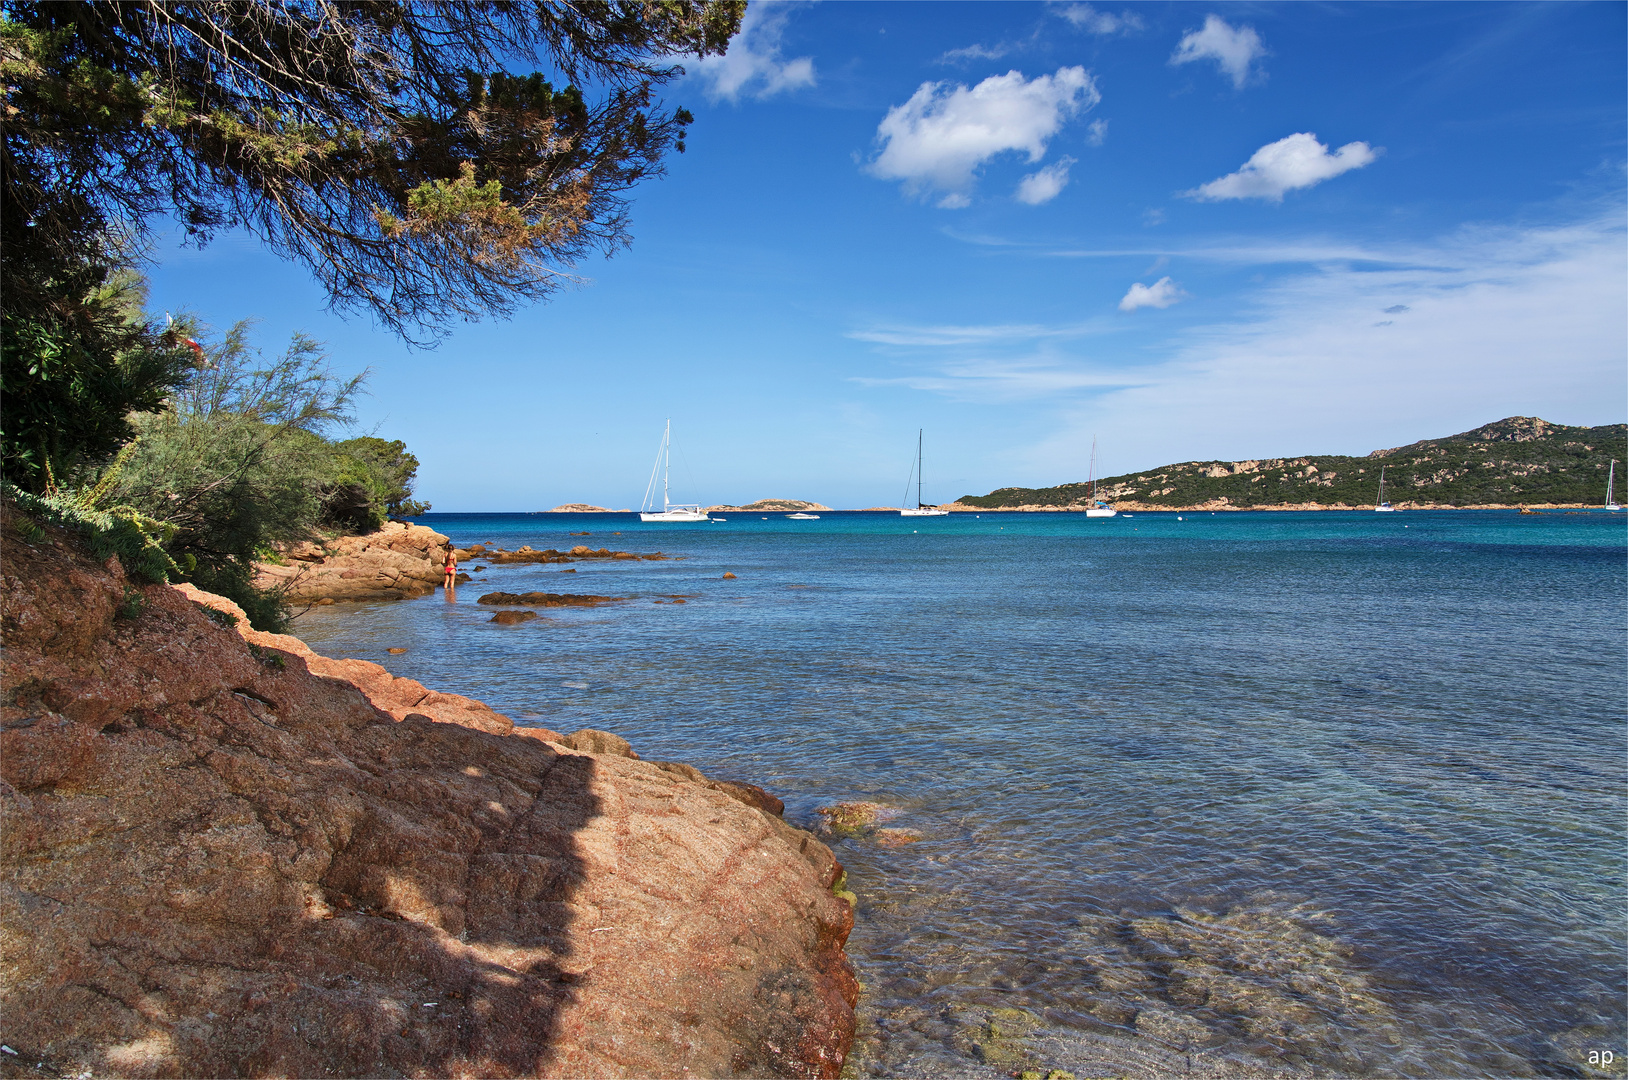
[1056,4,1145,35]
[689,3,815,103]
[1016,157,1076,205]
[939,42,1014,63]
[1170,15,1266,89]
[1118,276,1186,311]
[1186,133,1377,202]
[868,67,1100,208]
[1086,119,1108,146]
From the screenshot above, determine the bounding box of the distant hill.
[706,498,831,512]
[956,417,1628,510]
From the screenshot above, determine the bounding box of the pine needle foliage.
[2,1,746,341]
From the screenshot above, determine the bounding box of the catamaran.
[1606,459,1621,511]
[639,420,710,522]
[1084,436,1117,517]
[900,429,949,516]
[1375,465,1397,512]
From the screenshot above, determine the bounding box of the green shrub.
[5,480,178,585]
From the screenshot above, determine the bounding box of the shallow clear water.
[293,510,1628,1078]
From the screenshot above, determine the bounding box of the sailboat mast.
[663,419,672,513]
[917,429,924,507]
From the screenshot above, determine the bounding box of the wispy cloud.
[1055,3,1145,35]
[1086,119,1109,147]
[848,322,1099,347]
[939,41,1014,63]
[852,355,1141,402]
[689,3,815,103]
[850,213,1625,471]
[1187,132,1378,202]
[1043,239,1421,265]
[1170,14,1267,89]
[867,67,1100,208]
[1119,277,1186,311]
[1023,213,1628,472]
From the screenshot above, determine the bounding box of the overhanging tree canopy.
[1,0,745,339]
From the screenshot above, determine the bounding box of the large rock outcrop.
[253,521,449,602]
[1,508,858,1078]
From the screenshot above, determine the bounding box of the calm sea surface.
[293,510,1627,1078]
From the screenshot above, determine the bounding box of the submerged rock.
[973,1007,1041,1066]
[476,591,622,608]
[460,545,670,566]
[814,802,899,837]
[489,610,540,625]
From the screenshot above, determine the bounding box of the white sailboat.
[1375,465,1397,512]
[639,420,710,522]
[1606,459,1622,511]
[900,429,949,516]
[1084,436,1117,518]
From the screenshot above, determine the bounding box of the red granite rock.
[253,521,449,602]
[0,505,857,1078]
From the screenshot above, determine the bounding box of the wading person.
[443,545,458,590]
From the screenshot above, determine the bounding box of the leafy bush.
[330,436,431,521]
[106,321,363,630]
[1,256,197,493]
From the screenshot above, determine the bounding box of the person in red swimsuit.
[442,545,457,590]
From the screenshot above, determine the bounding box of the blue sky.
[144,1,1627,511]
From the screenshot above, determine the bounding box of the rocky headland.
[0,507,858,1078]
[252,533,678,607]
[253,521,450,603]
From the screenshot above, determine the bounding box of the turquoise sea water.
[292,510,1627,1078]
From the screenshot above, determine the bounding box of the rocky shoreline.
[250,529,682,607]
[252,521,449,603]
[1,507,858,1078]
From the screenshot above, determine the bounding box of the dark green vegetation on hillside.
[959,418,1628,509]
